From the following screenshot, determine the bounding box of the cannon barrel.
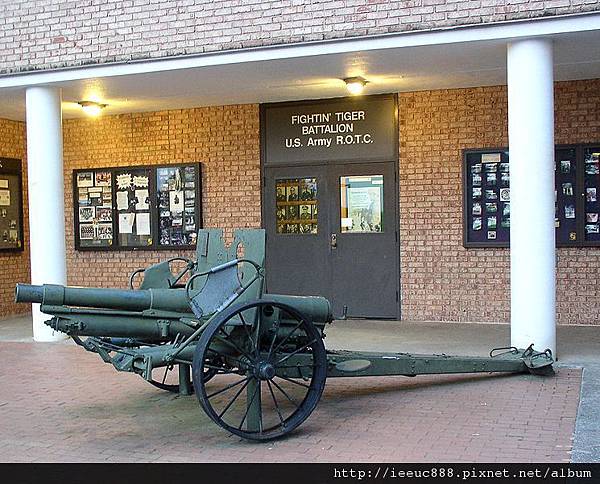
[16,283,191,313]
[15,283,333,324]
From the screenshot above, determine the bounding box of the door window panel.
[276,178,317,234]
[340,175,383,233]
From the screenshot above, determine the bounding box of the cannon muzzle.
[15,283,44,304]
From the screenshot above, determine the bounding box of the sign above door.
[262,94,397,165]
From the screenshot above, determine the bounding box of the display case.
[463,149,510,248]
[275,177,317,234]
[555,146,579,245]
[74,163,202,250]
[156,164,201,248]
[463,144,600,248]
[0,158,24,252]
[584,145,600,244]
[75,169,114,249]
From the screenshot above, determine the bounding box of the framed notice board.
[156,164,201,248]
[463,144,600,248]
[75,169,114,248]
[0,158,24,252]
[74,163,202,251]
[463,149,510,248]
[583,145,600,245]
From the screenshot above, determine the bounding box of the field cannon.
[15,228,554,441]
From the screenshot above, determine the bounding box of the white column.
[26,86,68,342]
[507,39,556,355]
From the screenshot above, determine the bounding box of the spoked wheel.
[192,299,327,441]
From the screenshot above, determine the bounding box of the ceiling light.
[344,77,368,95]
[78,100,107,116]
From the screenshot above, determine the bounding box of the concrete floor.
[1,313,599,462]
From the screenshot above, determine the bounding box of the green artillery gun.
[15,229,554,441]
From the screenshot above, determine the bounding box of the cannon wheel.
[192,299,327,441]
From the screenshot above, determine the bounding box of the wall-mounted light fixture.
[78,100,107,116]
[344,76,368,95]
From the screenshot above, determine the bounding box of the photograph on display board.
[287,185,299,202]
[77,172,94,187]
[300,179,316,201]
[96,206,112,222]
[79,206,95,223]
[586,164,599,175]
[276,186,286,202]
[560,160,571,173]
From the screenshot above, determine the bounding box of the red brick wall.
[1,1,598,74]
[2,79,599,323]
[0,119,29,318]
[63,105,261,289]
[398,79,600,324]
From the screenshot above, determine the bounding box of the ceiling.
[0,29,599,121]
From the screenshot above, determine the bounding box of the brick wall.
[398,79,600,324]
[1,1,598,74]
[2,79,599,323]
[63,105,261,290]
[0,119,29,318]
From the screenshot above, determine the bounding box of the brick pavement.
[0,341,580,463]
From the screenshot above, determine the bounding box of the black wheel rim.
[147,362,216,394]
[192,299,327,441]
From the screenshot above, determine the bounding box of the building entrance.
[261,94,399,319]
[264,160,399,318]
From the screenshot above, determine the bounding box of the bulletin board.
[463,145,600,248]
[462,149,510,248]
[0,158,24,252]
[73,163,202,251]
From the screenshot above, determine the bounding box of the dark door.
[328,162,398,318]
[264,165,331,299]
[264,161,399,319]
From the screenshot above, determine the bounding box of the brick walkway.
[0,341,580,463]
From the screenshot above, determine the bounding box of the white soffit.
[0,13,598,120]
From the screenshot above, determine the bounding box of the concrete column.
[507,39,556,355]
[25,86,68,342]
